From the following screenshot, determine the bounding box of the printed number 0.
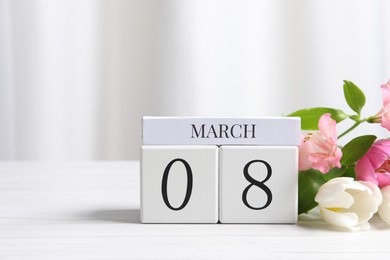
[161,158,193,211]
[242,160,273,210]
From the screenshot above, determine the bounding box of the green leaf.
[340,135,376,165]
[322,167,346,181]
[343,80,366,114]
[287,107,349,130]
[322,166,357,181]
[298,169,326,214]
[343,167,356,179]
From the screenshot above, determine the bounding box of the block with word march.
[140,117,300,223]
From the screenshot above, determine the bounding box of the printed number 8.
[242,160,273,210]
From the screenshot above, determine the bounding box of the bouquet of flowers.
[288,80,390,231]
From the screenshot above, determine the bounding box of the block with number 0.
[141,146,219,223]
[220,146,298,223]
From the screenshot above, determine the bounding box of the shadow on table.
[87,209,140,223]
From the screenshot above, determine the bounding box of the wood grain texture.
[1,161,390,259]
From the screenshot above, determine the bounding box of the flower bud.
[315,177,381,230]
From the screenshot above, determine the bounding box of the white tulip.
[379,185,390,225]
[315,177,382,230]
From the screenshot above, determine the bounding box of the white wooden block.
[141,146,218,223]
[220,146,298,223]
[143,117,301,146]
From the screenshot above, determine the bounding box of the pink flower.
[299,113,342,174]
[356,139,390,188]
[370,80,390,131]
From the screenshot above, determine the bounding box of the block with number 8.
[219,146,298,223]
[141,146,219,223]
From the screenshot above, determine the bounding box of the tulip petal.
[367,143,390,170]
[320,208,359,228]
[315,177,349,200]
[316,178,379,229]
[379,186,390,225]
[315,178,359,208]
[355,221,371,232]
[356,139,390,188]
[356,157,379,186]
[346,189,378,224]
[376,172,390,188]
[316,188,354,209]
[359,181,383,205]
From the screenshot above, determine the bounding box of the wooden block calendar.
[140,117,300,224]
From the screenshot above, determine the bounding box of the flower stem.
[338,121,361,139]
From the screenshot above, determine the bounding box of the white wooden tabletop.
[1,161,390,259]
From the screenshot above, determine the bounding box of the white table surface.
[1,161,390,259]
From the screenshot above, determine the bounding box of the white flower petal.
[320,208,359,228]
[315,177,355,205]
[317,189,354,209]
[315,177,380,229]
[379,186,390,225]
[356,221,371,232]
[346,190,378,224]
[344,180,372,192]
[359,181,383,205]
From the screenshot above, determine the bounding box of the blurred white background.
[1,0,390,160]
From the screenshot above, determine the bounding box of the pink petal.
[298,114,341,174]
[381,80,390,107]
[298,135,315,171]
[313,163,331,174]
[377,172,390,188]
[355,157,378,186]
[329,147,343,168]
[380,110,390,131]
[367,140,390,169]
[318,113,337,141]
